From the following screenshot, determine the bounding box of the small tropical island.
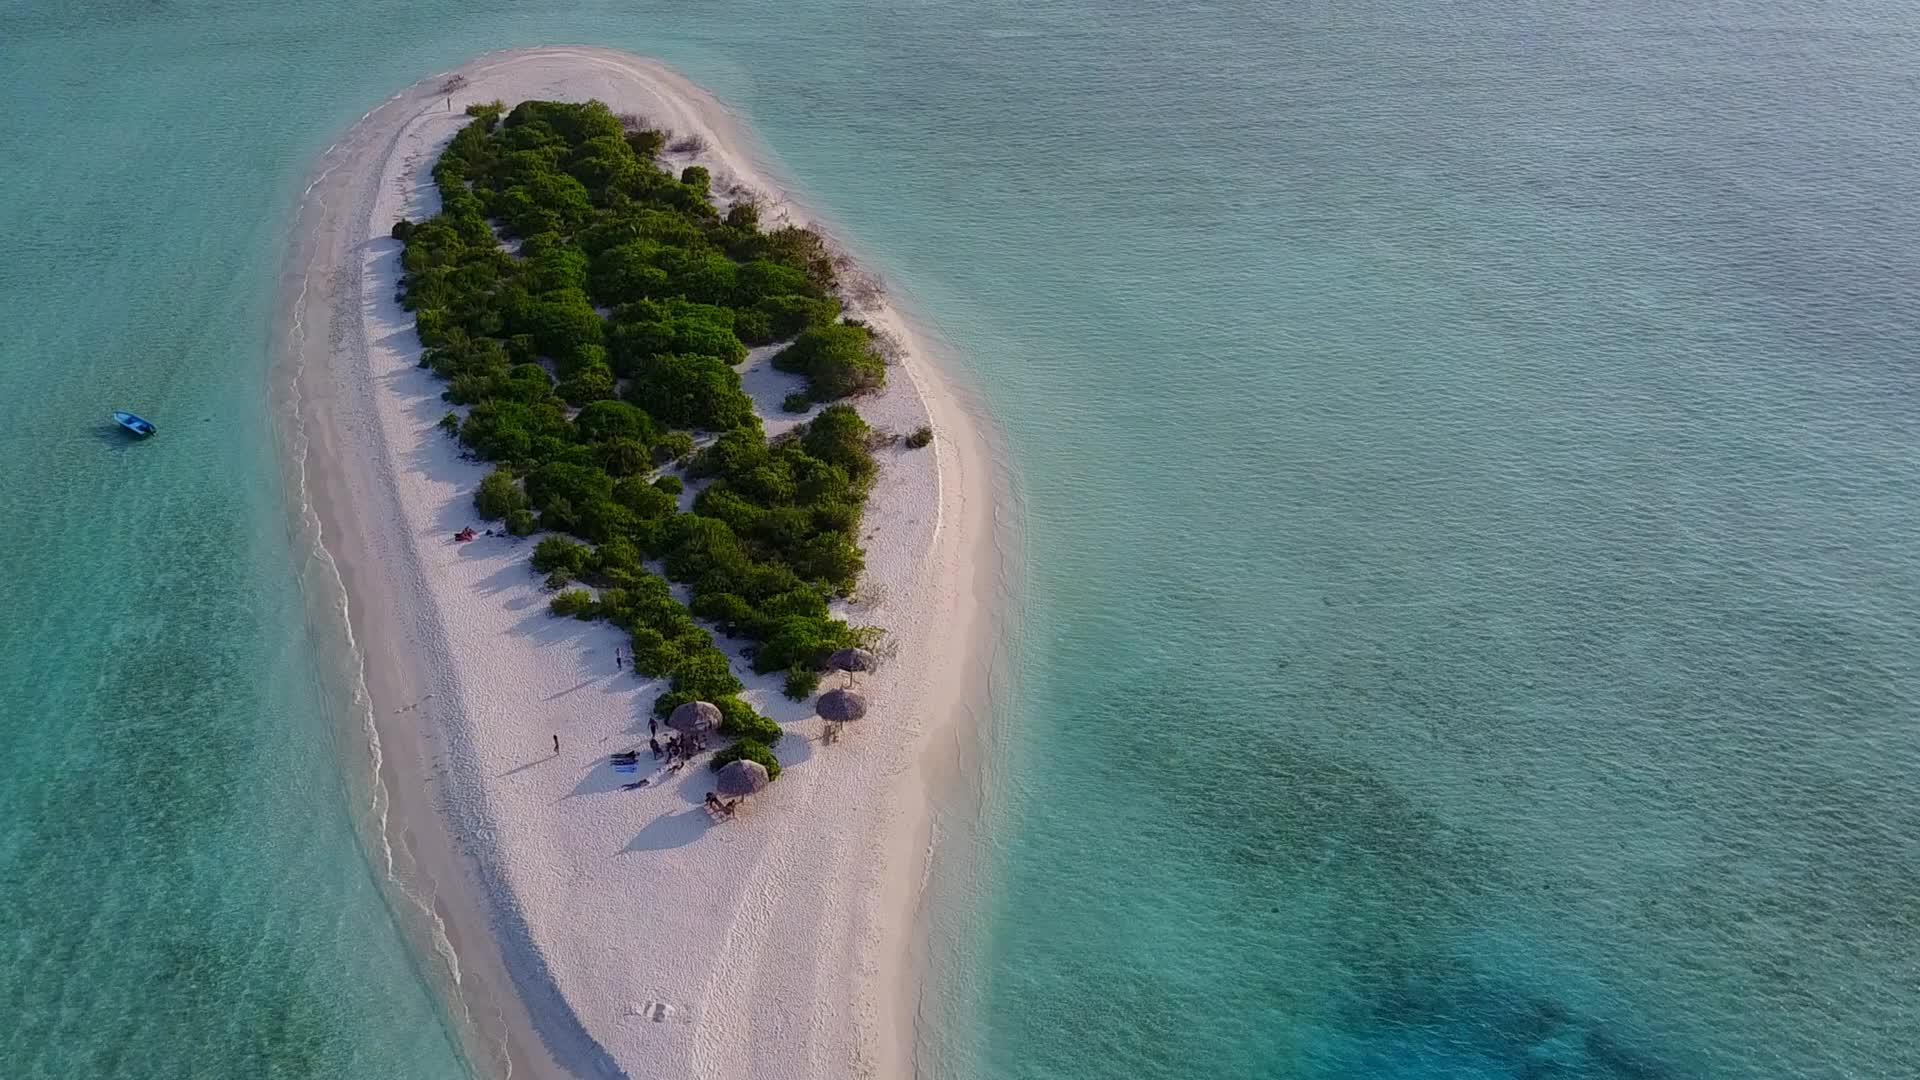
[396,97,909,786]
[285,47,994,1080]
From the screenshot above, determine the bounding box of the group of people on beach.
[645,715,704,760]
[607,736,739,821]
[451,524,521,543]
[594,718,708,787]
[609,745,667,789]
[649,728,705,764]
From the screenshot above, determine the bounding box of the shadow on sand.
[569,759,648,800]
[622,807,712,852]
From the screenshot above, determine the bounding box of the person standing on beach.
[552,734,560,755]
[648,717,657,736]
[615,648,623,670]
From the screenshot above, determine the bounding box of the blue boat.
[112,410,156,437]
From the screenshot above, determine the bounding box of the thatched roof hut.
[816,688,869,722]
[825,647,877,673]
[714,759,771,797]
[667,700,722,734]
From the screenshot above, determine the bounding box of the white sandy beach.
[281,47,999,1079]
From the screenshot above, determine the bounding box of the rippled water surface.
[2,2,1916,1077]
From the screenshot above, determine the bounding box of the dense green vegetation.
[711,738,782,781]
[773,321,887,402]
[396,99,894,766]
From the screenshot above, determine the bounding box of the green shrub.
[594,438,654,477]
[754,614,866,674]
[540,499,578,533]
[505,100,623,143]
[568,134,639,193]
[711,738,781,781]
[521,290,605,358]
[571,498,638,543]
[592,536,645,579]
[557,344,607,377]
[506,508,537,536]
[733,307,774,345]
[474,469,529,519]
[392,219,416,242]
[757,226,837,293]
[525,461,614,515]
[505,334,538,365]
[905,425,933,449]
[716,701,782,745]
[782,391,811,414]
[653,474,684,495]
[783,666,821,700]
[691,590,762,635]
[756,294,841,340]
[790,533,864,591]
[583,211,699,260]
[800,405,877,488]
[573,399,659,445]
[612,476,677,519]
[557,364,616,406]
[626,128,665,158]
[651,431,695,465]
[687,427,767,478]
[625,352,755,431]
[772,323,885,402]
[549,589,599,619]
[627,628,683,677]
[659,514,749,582]
[724,201,760,231]
[523,235,589,293]
[670,650,745,702]
[438,410,461,436]
[608,298,746,371]
[588,241,671,306]
[737,260,815,303]
[531,535,591,576]
[459,399,571,463]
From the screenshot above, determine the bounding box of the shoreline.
[278,47,1003,1079]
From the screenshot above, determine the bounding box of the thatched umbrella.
[714,758,771,797]
[816,688,869,723]
[826,647,876,674]
[667,700,722,734]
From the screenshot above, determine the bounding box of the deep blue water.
[1,2,1916,1077]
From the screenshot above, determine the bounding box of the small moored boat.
[112,410,157,437]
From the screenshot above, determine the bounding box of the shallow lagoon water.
[2,2,1917,1077]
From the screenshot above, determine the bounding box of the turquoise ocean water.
[3,2,1917,1077]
